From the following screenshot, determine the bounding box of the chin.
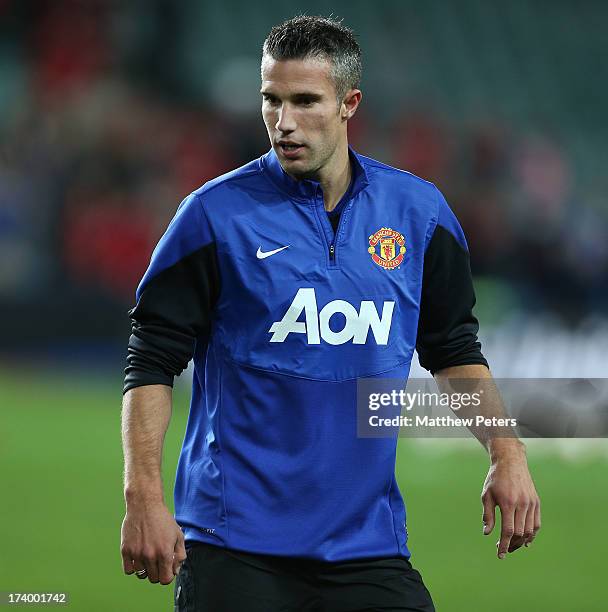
[279,158,313,179]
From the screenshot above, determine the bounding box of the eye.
[262,94,279,105]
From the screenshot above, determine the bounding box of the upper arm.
[415,187,488,375]
[123,193,220,394]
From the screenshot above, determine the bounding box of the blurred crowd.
[388,112,608,324]
[1,0,606,351]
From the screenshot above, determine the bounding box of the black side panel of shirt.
[416,225,488,374]
[123,241,220,394]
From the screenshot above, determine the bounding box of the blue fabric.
[135,192,214,303]
[139,147,470,561]
[326,150,358,227]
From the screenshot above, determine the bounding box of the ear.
[340,89,362,121]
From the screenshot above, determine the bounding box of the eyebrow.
[260,90,323,102]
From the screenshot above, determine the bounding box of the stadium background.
[1,0,606,610]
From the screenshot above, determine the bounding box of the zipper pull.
[329,243,335,261]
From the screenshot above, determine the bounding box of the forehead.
[261,56,334,95]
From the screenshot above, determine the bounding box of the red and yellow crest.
[368,227,406,270]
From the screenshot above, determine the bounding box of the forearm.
[434,364,525,461]
[121,384,173,504]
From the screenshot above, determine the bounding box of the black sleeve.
[416,224,488,375]
[123,242,220,394]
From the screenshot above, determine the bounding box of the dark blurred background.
[1,0,606,364]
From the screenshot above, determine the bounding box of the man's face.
[260,56,345,179]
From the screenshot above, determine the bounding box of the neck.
[283,140,352,211]
[317,141,352,212]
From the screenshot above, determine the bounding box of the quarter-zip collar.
[260,144,369,204]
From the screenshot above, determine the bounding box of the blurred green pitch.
[1,369,605,611]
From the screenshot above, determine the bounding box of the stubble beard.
[284,143,336,183]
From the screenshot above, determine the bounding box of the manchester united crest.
[368,227,406,270]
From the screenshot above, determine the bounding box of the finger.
[481,492,496,535]
[525,499,541,547]
[508,505,527,553]
[142,551,160,584]
[173,537,187,576]
[133,558,148,580]
[497,502,515,559]
[122,549,135,575]
[523,501,536,546]
[158,553,175,586]
[534,498,541,535]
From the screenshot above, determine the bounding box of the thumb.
[173,533,187,575]
[482,493,496,535]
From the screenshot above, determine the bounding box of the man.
[120,15,540,612]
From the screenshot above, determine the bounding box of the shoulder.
[356,151,437,197]
[355,150,467,249]
[355,151,442,219]
[182,155,271,222]
[159,156,264,242]
[192,157,263,200]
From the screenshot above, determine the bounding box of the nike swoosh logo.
[256,245,290,259]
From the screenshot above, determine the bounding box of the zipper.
[312,186,336,267]
[331,200,354,265]
[313,185,353,268]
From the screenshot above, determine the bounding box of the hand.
[481,448,541,559]
[120,498,187,585]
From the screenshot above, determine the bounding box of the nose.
[275,103,296,133]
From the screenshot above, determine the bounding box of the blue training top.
[124,146,487,562]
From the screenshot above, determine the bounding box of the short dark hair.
[262,15,362,104]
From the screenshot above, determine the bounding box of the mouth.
[277,141,305,158]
